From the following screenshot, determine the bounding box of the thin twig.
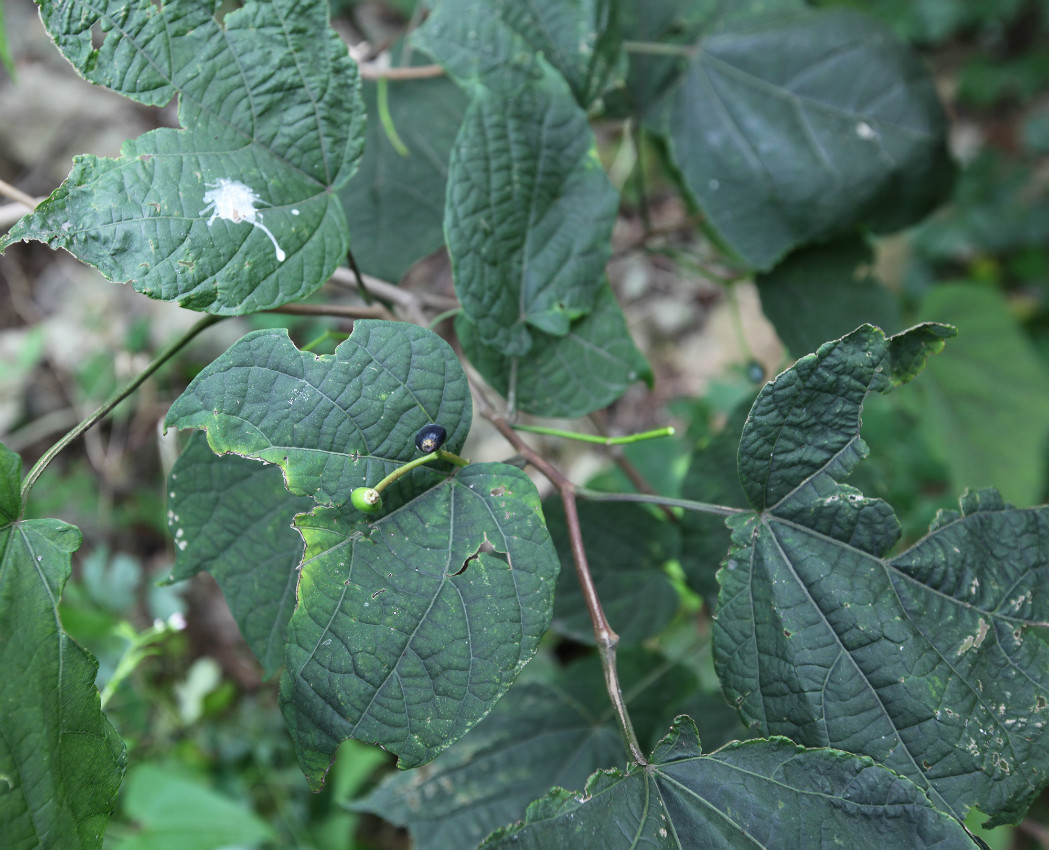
[485,409,647,765]
[0,178,39,210]
[358,63,445,81]
[588,411,678,522]
[266,302,396,321]
[1019,818,1049,848]
[19,315,223,512]
[576,487,743,517]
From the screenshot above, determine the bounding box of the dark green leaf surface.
[166,433,312,677]
[546,500,679,646]
[456,284,649,417]
[481,717,973,849]
[756,236,902,357]
[1,0,364,314]
[915,283,1049,506]
[716,324,1049,826]
[678,404,751,605]
[165,322,471,508]
[338,71,467,282]
[280,463,559,785]
[651,6,954,270]
[0,444,126,850]
[417,0,620,356]
[415,0,623,109]
[354,651,700,850]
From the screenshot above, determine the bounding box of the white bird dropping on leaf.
[200,178,286,262]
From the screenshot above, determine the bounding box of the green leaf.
[353,651,700,850]
[914,283,1049,507]
[338,69,467,282]
[280,463,559,785]
[165,432,312,677]
[650,6,954,270]
[165,321,472,508]
[0,444,127,850]
[481,717,974,849]
[545,500,680,646]
[756,236,902,357]
[678,404,751,605]
[0,0,365,314]
[716,324,1049,826]
[415,0,623,109]
[417,0,620,356]
[112,763,273,850]
[456,283,650,417]
[0,0,14,78]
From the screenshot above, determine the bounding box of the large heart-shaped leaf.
[281,463,560,785]
[481,717,974,848]
[715,323,1049,826]
[164,321,472,508]
[649,4,954,270]
[165,432,311,677]
[0,0,364,314]
[0,444,126,850]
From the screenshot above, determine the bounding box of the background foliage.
[2,0,1049,848]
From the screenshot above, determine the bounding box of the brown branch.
[358,63,445,81]
[265,302,396,321]
[485,410,647,765]
[0,178,39,210]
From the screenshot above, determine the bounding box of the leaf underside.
[166,432,311,678]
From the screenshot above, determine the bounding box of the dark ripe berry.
[415,423,447,453]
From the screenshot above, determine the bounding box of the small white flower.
[200,177,286,262]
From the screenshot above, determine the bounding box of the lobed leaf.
[281,463,560,785]
[164,321,472,508]
[481,717,974,849]
[0,444,126,850]
[648,5,954,270]
[1,0,365,314]
[716,323,1049,826]
[165,433,312,677]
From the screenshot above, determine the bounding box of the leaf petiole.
[372,448,470,494]
[511,423,675,445]
[19,314,222,514]
[576,487,744,517]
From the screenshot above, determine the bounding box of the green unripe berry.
[350,487,383,514]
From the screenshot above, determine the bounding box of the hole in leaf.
[90,22,105,50]
[452,537,509,576]
[490,486,506,497]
